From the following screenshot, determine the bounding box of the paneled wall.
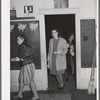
[81,19,96,68]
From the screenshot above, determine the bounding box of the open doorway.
[45,14,76,90]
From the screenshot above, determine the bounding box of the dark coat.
[18,42,34,66]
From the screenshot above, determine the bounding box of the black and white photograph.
[1,0,99,100]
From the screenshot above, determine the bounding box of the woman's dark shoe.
[58,87,63,90]
[66,77,69,81]
[57,86,61,90]
[57,83,65,90]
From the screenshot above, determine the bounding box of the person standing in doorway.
[65,34,75,81]
[47,28,68,90]
[11,34,39,100]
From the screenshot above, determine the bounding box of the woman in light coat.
[47,28,68,90]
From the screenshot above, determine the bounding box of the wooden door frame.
[39,8,81,89]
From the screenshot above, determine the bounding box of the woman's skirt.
[50,54,65,76]
[18,63,35,85]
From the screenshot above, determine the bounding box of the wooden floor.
[11,74,96,100]
[39,93,71,100]
[11,92,71,100]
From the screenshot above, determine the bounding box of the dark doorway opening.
[45,14,76,90]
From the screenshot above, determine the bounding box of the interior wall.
[10,0,97,90]
[69,0,96,19]
[10,0,45,19]
[10,0,96,18]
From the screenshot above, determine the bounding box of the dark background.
[45,14,76,55]
[10,21,41,70]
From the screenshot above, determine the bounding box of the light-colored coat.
[48,37,68,71]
